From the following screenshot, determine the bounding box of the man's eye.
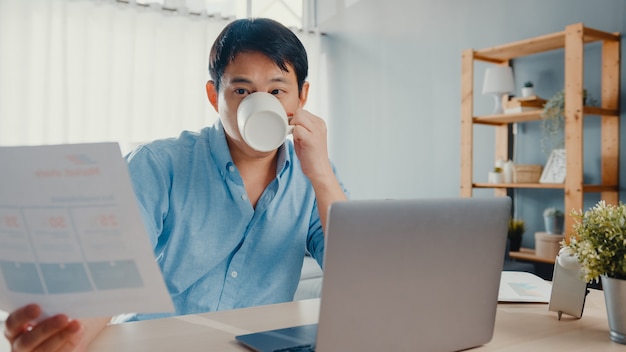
[235,89,247,95]
[270,89,280,95]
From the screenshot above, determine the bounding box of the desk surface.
[89,289,621,351]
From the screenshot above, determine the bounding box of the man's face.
[208,51,308,155]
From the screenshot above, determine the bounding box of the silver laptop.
[236,197,511,352]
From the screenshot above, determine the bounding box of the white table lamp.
[482,66,514,114]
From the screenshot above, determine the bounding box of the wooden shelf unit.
[460,23,621,237]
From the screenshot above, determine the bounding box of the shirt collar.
[208,119,292,179]
[207,119,234,180]
[276,141,291,177]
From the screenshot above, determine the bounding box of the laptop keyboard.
[273,344,315,352]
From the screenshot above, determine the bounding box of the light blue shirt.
[124,120,346,321]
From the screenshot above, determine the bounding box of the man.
[4,17,347,351]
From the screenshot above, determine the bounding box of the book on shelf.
[504,96,547,114]
[512,95,544,102]
[504,106,543,114]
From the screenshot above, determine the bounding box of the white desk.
[87,289,624,351]
[0,310,7,352]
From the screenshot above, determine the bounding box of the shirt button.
[241,194,248,200]
[228,165,235,172]
[231,271,238,278]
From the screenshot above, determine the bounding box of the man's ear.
[299,81,310,108]
[206,81,219,112]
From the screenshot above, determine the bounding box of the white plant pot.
[521,87,535,97]
[601,275,626,344]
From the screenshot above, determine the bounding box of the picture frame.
[540,149,566,184]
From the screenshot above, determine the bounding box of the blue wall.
[317,0,626,248]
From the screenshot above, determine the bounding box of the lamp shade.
[482,66,514,95]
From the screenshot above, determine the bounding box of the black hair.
[208,18,308,93]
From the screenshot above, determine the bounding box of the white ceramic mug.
[237,92,293,152]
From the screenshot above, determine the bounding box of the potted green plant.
[521,81,534,97]
[540,89,598,156]
[543,207,564,235]
[507,218,526,252]
[564,201,626,344]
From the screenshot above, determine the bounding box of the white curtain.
[0,0,325,155]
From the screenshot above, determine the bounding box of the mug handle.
[286,125,294,135]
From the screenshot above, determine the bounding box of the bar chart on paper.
[498,271,552,303]
[0,143,173,318]
[0,205,144,294]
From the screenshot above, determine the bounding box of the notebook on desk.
[236,197,511,352]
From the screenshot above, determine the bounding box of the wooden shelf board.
[583,184,619,193]
[474,182,562,189]
[473,107,619,126]
[473,26,620,62]
[473,183,618,192]
[475,31,567,62]
[474,111,542,125]
[509,248,556,264]
[584,106,620,116]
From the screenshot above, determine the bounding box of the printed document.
[0,143,174,318]
[499,271,552,303]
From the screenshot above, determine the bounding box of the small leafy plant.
[540,89,598,156]
[524,81,534,88]
[508,218,526,240]
[564,201,626,282]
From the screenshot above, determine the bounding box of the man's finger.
[21,319,83,352]
[4,304,41,340]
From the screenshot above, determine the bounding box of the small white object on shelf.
[488,171,502,184]
[540,149,566,184]
[503,160,515,183]
[522,87,535,97]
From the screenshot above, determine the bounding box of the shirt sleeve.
[124,146,171,250]
[306,162,350,269]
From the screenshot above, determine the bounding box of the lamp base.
[491,94,506,114]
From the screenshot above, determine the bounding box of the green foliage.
[508,218,526,240]
[524,81,534,88]
[543,207,564,217]
[564,201,626,282]
[540,89,599,156]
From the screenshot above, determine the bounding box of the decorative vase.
[503,160,515,184]
[601,275,626,344]
[543,215,564,234]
